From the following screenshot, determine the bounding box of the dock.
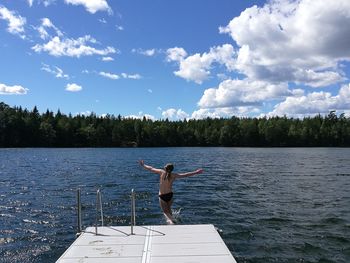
[56,224,237,263]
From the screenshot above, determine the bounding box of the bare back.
[159,170,176,195]
[139,160,203,195]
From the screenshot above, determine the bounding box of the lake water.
[0,148,349,263]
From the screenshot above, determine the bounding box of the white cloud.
[121,73,142,79]
[27,0,34,7]
[99,71,119,80]
[173,53,212,84]
[269,83,350,117]
[40,0,56,7]
[32,35,116,57]
[125,112,155,120]
[116,25,124,31]
[293,69,345,88]
[36,18,63,40]
[132,48,157,57]
[76,110,91,116]
[0,83,28,95]
[167,44,235,84]
[166,47,187,62]
[65,83,82,92]
[101,56,114,61]
[0,6,26,38]
[180,0,350,118]
[198,78,289,108]
[142,49,155,56]
[217,73,229,81]
[191,106,260,119]
[191,109,223,119]
[219,0,350,87]
[64,0,112,14]
[41,63,69,79]
[98,71,141,80]
[162,108,189,120]
[98,18,107,24]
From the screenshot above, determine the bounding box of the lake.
[0,148,349,262]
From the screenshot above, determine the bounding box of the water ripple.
[0,148,349,263]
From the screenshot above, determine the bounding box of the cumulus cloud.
[41,63,69,79]
[0,5,26,38]
[121,73,142,79]
[0,83,28,95]
[162,108,189,120]
[32,35,116,57]
[167,44,235,84]
[116,25,124,31]
[64,0,112,14]
[166,47,187,62]
[36,18,63,40]
[99,71,119,80]
[132,48,157,57]
[293,69,345,88]
[170,0,349,87]
[43,0,56,7]
[75,110,93,116]
[28,0,56,7]
[198,78,289,108]
[269,83,350,117]
[191,109,224,119]
[173,0,350,118]
[191,107,260,119]
[98,71,142,80]
[65,83,82,92]
[125,112,155,120]
[219,0,350,87]
[101,56,114,61]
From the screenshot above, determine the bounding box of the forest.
[1,102,350,147]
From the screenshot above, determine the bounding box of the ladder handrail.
[95,189,104,235]
[76,188,82,236]
[77,188,136,236]
[130,189,136,235]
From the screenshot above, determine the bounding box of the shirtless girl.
[139,160,203,224]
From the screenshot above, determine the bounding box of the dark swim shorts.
[159,192,173,203]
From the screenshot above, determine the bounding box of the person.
[139,160,203,224]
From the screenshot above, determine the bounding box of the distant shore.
[1,102,350,147]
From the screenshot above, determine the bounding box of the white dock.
[56,224,237,263]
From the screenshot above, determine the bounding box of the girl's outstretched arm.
[174,168,203,179]
[139,160,163,174]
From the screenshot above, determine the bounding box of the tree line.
[0,102,350,147]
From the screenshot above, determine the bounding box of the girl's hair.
[164,163,174,180]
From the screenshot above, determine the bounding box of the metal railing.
[76,189,82,237]
[95,189,104,235]
[76,188,137,236]
[130,189,136,235]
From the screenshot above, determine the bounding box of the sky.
[1,0,350,120]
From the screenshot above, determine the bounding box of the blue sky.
[1,0,350,120]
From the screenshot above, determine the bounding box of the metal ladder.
[76,188,137,236]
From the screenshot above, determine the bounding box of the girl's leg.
[159,198,174,224]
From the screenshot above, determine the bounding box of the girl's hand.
[196,169,203,174]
